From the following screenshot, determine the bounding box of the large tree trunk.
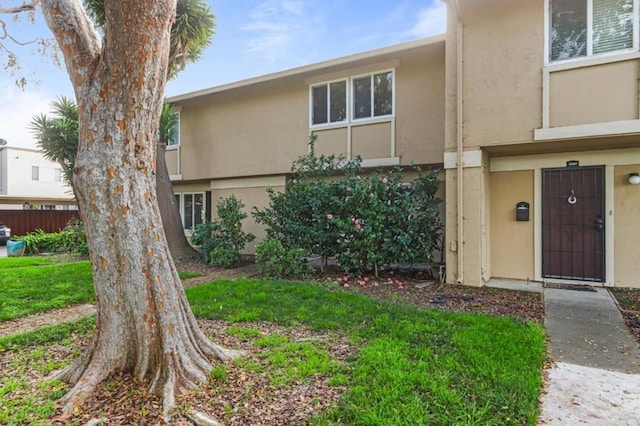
[157,141,197,259]
[41,0,239,417]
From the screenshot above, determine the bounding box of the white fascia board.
[534,120,640,142]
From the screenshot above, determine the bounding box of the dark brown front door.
[542,166,605,282]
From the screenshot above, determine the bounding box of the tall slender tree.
[29,96,78,191]
[3,0,240,419]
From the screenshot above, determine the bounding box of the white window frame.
[309,78,348,128]
[545,0,640,65]
[351,69,395,123]
[176,192,205,231]
[31,166,39,181]
[309,69,396,129]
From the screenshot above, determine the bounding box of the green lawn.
[189,280,545,425]
[0,258,200,322]
[0,259,94,321]
[0,266,546,425]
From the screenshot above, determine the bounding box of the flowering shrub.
[253,136,443,277]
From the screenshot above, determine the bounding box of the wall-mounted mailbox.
[516,202,530,222]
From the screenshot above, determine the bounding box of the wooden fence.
[0,210,80,237]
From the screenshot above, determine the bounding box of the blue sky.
[1,0,446,148]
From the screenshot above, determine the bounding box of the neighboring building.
[168,0,640,289]
[0,146,76,209]
[443,0,640,289]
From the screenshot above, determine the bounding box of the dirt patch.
[321,272,544,324]
[39,320,354,425]
[0,304,96,339]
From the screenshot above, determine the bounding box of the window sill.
[166,145,180,151]
[534,119,640,142]
[310,116,394,131]
[360,157,400,168]
[545,51,640,73]
[170,174,183,181]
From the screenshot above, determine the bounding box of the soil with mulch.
[321,269,545,324]
[43,320,354,425]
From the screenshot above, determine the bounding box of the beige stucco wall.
[395,46,445,164]
[550,61,639,128]
[177,80,309,181]
[460,0,544,149]
[351,122,392,159]
[445,163,488,287]
[614,164,640,288]
[313,128,348,157]
[165,148,180,176]
[172,41,445,182]
[211,184,285,254]
[490,170,535,280]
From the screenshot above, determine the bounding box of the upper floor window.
[310,69,394,127]
[32,166,39,181]
[353,71,393,120]
[311,80,347,125]
[549,0,637,63]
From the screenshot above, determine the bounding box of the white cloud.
[409,1,447,38]
[242,0,316,62]
[0,82,53,149]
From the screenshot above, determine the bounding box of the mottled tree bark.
[41,0,239,417]
[157,140,197,259]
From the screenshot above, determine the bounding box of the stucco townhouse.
[168,0,640,289]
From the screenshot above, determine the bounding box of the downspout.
[451,0,464,284]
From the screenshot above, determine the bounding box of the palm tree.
[84,0,215,79]
[28,96,78,191]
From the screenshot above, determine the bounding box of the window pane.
[593,0,634,54]
[373,72,393,116]
[329,81,346,122]
[354,76,372,119]
[184,194,193,229]
[32,166,39,181]
[550,0,587,61]
[194,193,204,226]
[312,85,328,125]
[168,113,180,146]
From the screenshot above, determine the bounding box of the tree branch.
[40,0,101,91]
[0,2,38,15]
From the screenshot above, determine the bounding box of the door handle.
[594,218,604,231]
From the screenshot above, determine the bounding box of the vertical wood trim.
[605,165,615,286]
[390,118,396,158]
[542,68,550,128]
[534,168,543,281]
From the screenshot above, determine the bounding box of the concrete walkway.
[539,287,640,425]
[544,288,640,373]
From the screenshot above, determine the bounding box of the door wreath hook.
[567,189,577,205]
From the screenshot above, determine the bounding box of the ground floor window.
[176,192,205,230]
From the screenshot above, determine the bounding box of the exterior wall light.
[629,173,640,185]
